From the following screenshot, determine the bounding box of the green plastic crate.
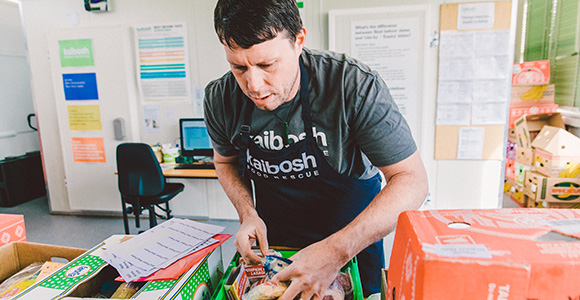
[211,250,363,300]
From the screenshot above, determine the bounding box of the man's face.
[224,29,305,111]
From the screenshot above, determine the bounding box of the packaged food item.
[110,281,144,299]
[262,256,292,278]
[242,281,289,300]
[0,262,44,297]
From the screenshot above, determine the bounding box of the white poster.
[134,23,192,103]
[457,127,485,160]
[351,18,420,135]
[436,30,511,126]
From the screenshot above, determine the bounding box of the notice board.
[434,1,514,160]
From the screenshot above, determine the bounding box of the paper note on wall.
[457,127,484,160]
[457,2,495,30]
[68,105,102,131]
[134,23,192,102]
[71,137,106,163]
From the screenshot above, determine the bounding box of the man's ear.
[295,27,306,50]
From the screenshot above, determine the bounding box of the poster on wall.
[67,105,102,131]
[62,73,99,100]
[350,17,420,139]
[133,23,192,103]
[58,39,94,67]
[71,137,106,163]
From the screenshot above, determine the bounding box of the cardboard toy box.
[512,60,550,85]
[508,104,558,128]
[10,235,224,300]
[0,214,26,246]
[510,84,555,107]
[387,209,580,300]
[513,112,565,148]
[531,126,580,177]
[523,170,580,204]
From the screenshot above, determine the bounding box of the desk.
[160,165,237,220]
[163,167,217,179]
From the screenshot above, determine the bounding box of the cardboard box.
[515,146,534,165]
[387,209,580,300]
[10,235,224,300]
[512,60,550,85]
[505,158,515,180]
[531,126,580,177]
[513,112,565,148]
[212,249,363,300]
[0,241,86,291]
[507,127,517,143]
[508,104,558,128]
[510,84,555,107]
[523,170,580,203]
[0,214,26,246]
[515,161,533,186]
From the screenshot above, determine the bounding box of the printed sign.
[58,39,94,67]
[67,105,102,131]
[63,73,99,100]
[71,137,106,163]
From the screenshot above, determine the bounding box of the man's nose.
[245,68,264,93]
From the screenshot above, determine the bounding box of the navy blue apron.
[239,59,384,296]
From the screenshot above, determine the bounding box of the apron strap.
[238,103,254,177]
[298,59,313,139]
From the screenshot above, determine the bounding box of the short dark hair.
[214,0,303,49]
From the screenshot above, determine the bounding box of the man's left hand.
[271,241,345,300]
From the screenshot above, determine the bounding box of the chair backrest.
[116,143,165,197]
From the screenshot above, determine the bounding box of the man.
[204,0,428,298]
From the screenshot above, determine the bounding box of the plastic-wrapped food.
[0,262,44,297]
[334,272,353,300]
[242,281,289,300]
[321,278,345,300]
[262,256,292,279]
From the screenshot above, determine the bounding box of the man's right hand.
[234,213,270,265]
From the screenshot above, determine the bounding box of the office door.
[47,27,138,211]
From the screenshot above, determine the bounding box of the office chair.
[116,143,184,234]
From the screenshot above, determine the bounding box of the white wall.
[18,0,515,213]
[0,1,40,160]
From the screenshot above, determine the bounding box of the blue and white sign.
[63,73,99,100]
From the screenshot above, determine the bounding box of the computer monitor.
[179,118,213,157]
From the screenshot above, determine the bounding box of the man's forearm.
[214,158,258,222]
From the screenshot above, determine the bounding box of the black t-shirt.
[204,47,417,179]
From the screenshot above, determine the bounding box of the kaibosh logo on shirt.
[246,149,320,180]
[253,127,327,150]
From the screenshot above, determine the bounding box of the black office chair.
[116,143,184,234]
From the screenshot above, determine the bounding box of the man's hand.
[235,213,270,265]
[271,241,345,300]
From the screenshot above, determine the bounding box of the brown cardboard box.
[515,146,534,165]
[0,241,85,283]
[514,113,565,148]
[510,84,555,107]
[523,170,580,203]
[387,209,580,300]
[531,126,580,177]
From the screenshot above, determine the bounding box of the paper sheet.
[457,127,485,159]
[102,218,224,281]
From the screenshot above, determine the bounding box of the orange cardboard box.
[508,104,558,128]
[0,214,26,246]
[387,209,580,300]
[512,60,550,85]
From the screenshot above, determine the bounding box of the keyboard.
[174,163,215,170]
